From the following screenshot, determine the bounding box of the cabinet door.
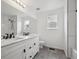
[2,48,25,59]
[1,41,25,59]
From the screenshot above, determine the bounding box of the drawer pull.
[23,49,26,53]
[29,47,32,49]
[30,56,32,58]
[34,43,36,45]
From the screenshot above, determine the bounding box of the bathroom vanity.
[1,34,39,59]
[1,0,39,59]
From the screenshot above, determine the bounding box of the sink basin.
[15,35,29,40]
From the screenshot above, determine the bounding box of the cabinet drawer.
[32,37,39,47]
[1,40,25,57]
[26,46,39,59]
[26,44,39,59]
[25,40,33,52]
[2,47,25,59]
[26,49,34,59]
[26,37,39,52]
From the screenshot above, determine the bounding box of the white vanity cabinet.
[25,37,39,59]
[1,35,39,59]
[1,40,26,59]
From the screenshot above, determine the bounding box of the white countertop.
[1,34,38,48]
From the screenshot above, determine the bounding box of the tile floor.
[33,47,67,59]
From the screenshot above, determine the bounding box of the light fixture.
[12,0,26,8]
[24,20,30,25]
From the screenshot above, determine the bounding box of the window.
[47,15,57,29]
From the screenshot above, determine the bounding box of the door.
[67,0,77,57]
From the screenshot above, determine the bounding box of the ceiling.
[23,0,65,12]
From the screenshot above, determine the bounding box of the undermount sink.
[15,35,29,40]
[23,32,30,36]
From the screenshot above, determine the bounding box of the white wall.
[37,7,65,50]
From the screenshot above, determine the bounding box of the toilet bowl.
[39,41,45,48]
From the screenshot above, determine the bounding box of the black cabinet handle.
[29,47,32,49]
[30,56,32,58]
[75,10,77,12]
[23,49,26,53]
[34,43,36,45]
